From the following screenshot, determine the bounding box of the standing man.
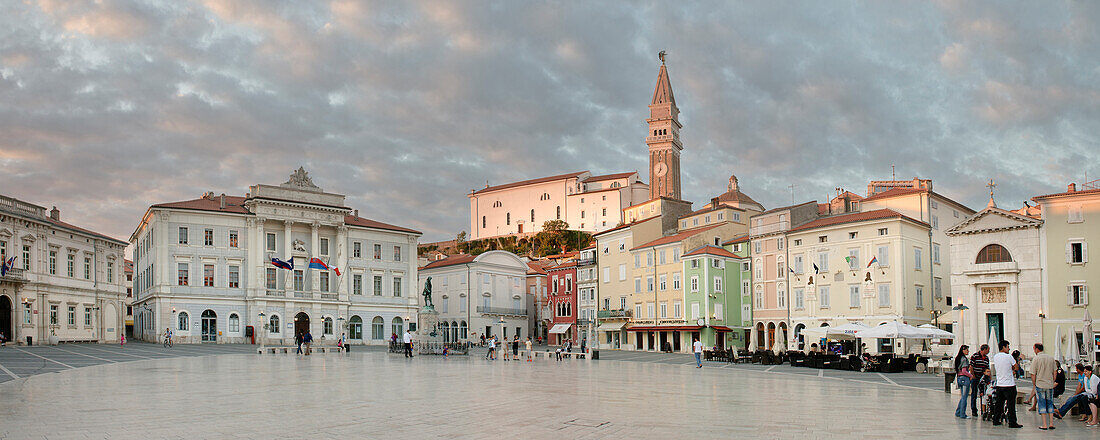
[303,330,313,356]
[403,329,414,358]
[693,337,703,368]
[295,332,304,355]
[991,340,1023,428]
[1030,343,1057,430]
[969,344,991,418]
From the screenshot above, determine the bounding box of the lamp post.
[499,316,505,342]
[21,297,30,345]
[952,303,969,347]
[1038,309,1046,348]
[258,311,267,351]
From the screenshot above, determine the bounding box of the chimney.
[354,209,359,218]
[711,197,720,208]
[219,194,226,209]
[1068,183,1077,192]
[50,206,60,221]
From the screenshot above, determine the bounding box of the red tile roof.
[420,254,476,270]
[592,216,660,237]
[471,171,586,195]
[549,261,578,270]
[344,215,421,234]
[1032,187,1100,201]
[151,195,251,214]
[720,234,750,246]
[789,209,926,233]
[584,172,636,182]
[151,195,419,234]
[527,262,548,275]
[860,187,925,202]
[683,245,739,259]
[632,223,724,250]
[679,203,745,219]
[757,200,819,216]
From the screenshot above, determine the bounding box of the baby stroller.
[979,375,996,421]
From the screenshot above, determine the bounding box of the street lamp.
[499,316,506,342]
[952,303,969,347]
[258,310,267,351]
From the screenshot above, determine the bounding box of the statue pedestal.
[417,306,444,354]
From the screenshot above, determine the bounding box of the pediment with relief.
[946,208,1041,235]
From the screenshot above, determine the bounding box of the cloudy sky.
[2,1,1098,245]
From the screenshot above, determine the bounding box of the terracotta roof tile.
[1032,187,1100,201]
[720,234,750,245]
[584,172,636,182]
[592,216,660,237]
[549,261,578,270]
[343,215,421,234]
[420,254,476,270]
[151,196,251,214]
[632,223,724,250]
[679,203,745,219]
[683,245,740,258]
[789,209,926,233]
[471,171,587,195]
[45,217,127,244]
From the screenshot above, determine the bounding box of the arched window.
[349,315,362,339]
[392,316,404,336]
[506,212,510,225]
[976,244,1011,264]
[460,321,468,339]
[228,313,240,333]
[440,321,450,342]
[269,314,280,334]
[531,209,535,222]
[323,317,334,335]
[482,216,486,228]
[372,316,385,340]
[611,182,620,188]
[493,201,502,208]
[178,312,189,331]
[540,193,550,201]
[556,206,561,219]
[451,321,459,342]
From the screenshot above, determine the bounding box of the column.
[283,221,293,295]
[253,218,264,296]
[1008,282,1020,351]
[310,222,320,295]
[336,225,348,301]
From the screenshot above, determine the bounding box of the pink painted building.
[546,261,579,346]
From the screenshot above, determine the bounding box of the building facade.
[1032,182,1100,361]
[418,251,529,343]
[0,195,128,345]
[683,243,751,350]
[748,201,820,350]
[468,171,649,240]
[946,203,1043,355]
[576,246,597,346]
[130,168,421,345]
[547,261,578,345]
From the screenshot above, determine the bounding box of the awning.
[596,322,627,332]
[549,323,572,334]
[711,326,734,332]
[627,325,703,332]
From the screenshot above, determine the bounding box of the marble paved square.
[0,345,1089,439]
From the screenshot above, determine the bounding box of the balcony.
[293,291,313,299]
[0,268,27,283]
[266,290,285,297]
[319,293,338,300]
[476,306,527,316]
[597,309,632,319]
[577,258,596,267]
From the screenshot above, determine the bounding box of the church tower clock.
[647,52,683,201]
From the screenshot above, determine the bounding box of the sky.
[2,1,1098,245]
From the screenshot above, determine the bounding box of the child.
[120,333,126,348]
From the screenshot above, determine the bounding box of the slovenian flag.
[309,257,330,270]
[333,267,341,276]
[271,256,294,270]
[1,256,16,276]
[867,256,878,268]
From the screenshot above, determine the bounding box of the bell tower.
[647,51,683,201]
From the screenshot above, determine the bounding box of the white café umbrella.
[854,321,935,339]
[771,336,783,354]
[1066,327,1079,363]
[1053,326,1063,365]
[802,322,871,340]
[917,324,955,339]
[1085,310,1095,364]
[987,326,999,351]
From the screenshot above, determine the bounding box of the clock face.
[654,163,668,177]
[697,318,705,326]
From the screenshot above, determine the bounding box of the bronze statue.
[422,276,434,308]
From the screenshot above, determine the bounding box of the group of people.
[954,340,1100,430]
[484,335,533,361]
[294,330,314,355]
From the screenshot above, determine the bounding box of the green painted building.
[681,235,752,349]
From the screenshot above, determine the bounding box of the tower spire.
[646,53,683,201]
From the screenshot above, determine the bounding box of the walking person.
[693,337,703,368]
[512,335,519,359]
[954,345,972,419]
[487,336,496,360]
[120,333,126,348]
[991,340,1023,428]
[970,344,991,418]
[304,330,313,355]
[1029,343,1057,430]
[525,337,532,361]
[403,329,414,358]
[295,332,304,355]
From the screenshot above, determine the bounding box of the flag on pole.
[271,256,294,270]
[867,256,878,268]
[333,267,341,276]
[844,256,852,265]
[789,266,795,274]
[308,257,330,270]
[1,256,16,276]
[812,263,819,274]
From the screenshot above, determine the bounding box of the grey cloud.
[0,0,1097,245]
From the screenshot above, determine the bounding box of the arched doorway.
[294,312,310,339]
[767,323,776,350]
[755,322,765,349]
[201,310,217,342]
[0,296,12,344]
